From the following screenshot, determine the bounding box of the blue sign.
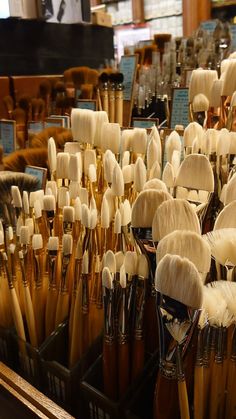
[0,120,16,155]
[119,55,137,101]
[170,89,189,129]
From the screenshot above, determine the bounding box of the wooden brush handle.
[178,379,190,419]
[55,291,69,329]
[194,365,204,419]
[23,285,38,348]
[115,91,123,126]
[153,371,179,419]
[69,287,81,368]
[228,361,236,419]
[45,288,58,338]
[209,362,223,419]
[33,286,45,346]
[103,340,118,400]
[10,287,26,342]
[118,340,130,398]
[109,91,115,123]
[101,91,109,115]
[131,338,145,381]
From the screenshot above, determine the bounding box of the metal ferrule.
[203,325,213,368]
[215,327,224,364]
[33,250,43,288]
[61,254,70,291]
[159,359,177,379]
[45,210,55,235]
[195,328,204,367]
[176,344,185,381]
[63,221,73,235]
[82,273,89,314]
[118,288,128,343]
[48,250,57,289]
[103,288,115,341]
[134,277,145,340]
[231,326,236,361]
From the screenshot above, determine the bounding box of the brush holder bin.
[0,326,18,369]
[80,351,157,419]
[40,321,102,417]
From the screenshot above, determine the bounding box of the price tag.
[76,100,97,111]
[132,118,159,129]
[25,165,47,190]
[119,55,137,101]
[0,120,16,155]
[45,117,64,128]
[201,20,217,34]
[170,88,189,129]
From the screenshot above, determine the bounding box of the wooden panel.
[0,362,75,419]
[132,0,144,23]
[183,0,211,37]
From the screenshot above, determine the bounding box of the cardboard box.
[92,11,112,27]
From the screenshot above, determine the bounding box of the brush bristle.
[81,204,90,228]
[101,196,110,228]
[162,162,175,188]
[166,131,181,163]
[149,161,161,180]
[137,254,149,278]
[68,154,81,182]
[7,226,13,241]
[204,228,236,266]
[131,189,172,228]
[84,149,96,176]
[122,151,130,167]
[88,164,97,183]
[74,197,82,221]
[121,199,131,226]
[183,122,203,148]
[48,236,59,251]
[120,264,126,288]
[82,250,89,274]
[101,122,121,154]
[63,206,75,223]
[56,152,70,179]
[147,138,160,171]
[25,218,34,236]
[71,108,96,144]
[134,157,147,192]
[102,266,113,289]
[143,178,168,192]
[43,195,56,212]
[23,191,29,215]
[155,253,203,309]
[214,201,236,230]
[124,251,137,275]
[114,209,121,234]
[192,93,209,112]
[132,128,147,155]
[48,137,57,174]
[216,128,231,156]
[156,230,211,278]
[104,250,116,274]
[11,186,22,208]
[225,174,236,205]
[149,125,162,162]
[103,150,116,184]
[0,231,4,245]
[111,163,124,197]
[46,181,57,201]
[152,199,201,242]
[79,187,89,206]
[93,111,109,148]
[64,142,81,155]
[62,233,73,255]
[20,226,30,245]
[29,190,44,207]
[89,208,97,230]
[34,199,42,219]
[121,130,133,152]
[58,187,70,209]
[175,154,214,192]
[115,251,124,271]
[32,234,43,250]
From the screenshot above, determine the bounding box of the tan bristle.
[162,162,175,188]
[46,181,57,201]
[74,197,82,221]
[63,206,75,223]
[7,226,14,241]
[149,125,162,162]
[69,181,80,200]
[81,204,90,228]
[121,129,133,152]
[229,132,236,154]
[30,188,41,206]
[79,187,89,206]
[147,138,160,171]
[115,251,124,271]
[131,189,172,228]
[104,250,116,274]
[9,243,15,254]
[111,163,124,197]
[132,128,147,155]
[102,266,113,289]
[71,108,96,144]
[152,199,201,242]
[58,187,70,209]
[48,236,59,252]
[155,253,203,309]
[84,149,96,176]
[62,234,73,255]
[90,208,97,229]
[0,231,4,245]
[209,79,222,108]
[134,157,147,192]
[137,254,149,278]
[104,187,115,223]
[225,174,236,205]
[166,130,181,163]
[156,230,211,277]
[56,152,70,179]
[64,142,81,155]
[48,137,57,174]
[210,280,236,320]
[192,93,209,112]
[183,122,203,148]
[216,128,231,156]
[149,161,161,180]
[93,111,109,148]
[101,196,110,228]
[25,218,34,236]
[88,164,97,183]
[204,129,219,154]
[90,195,97,211]
[20,226,30,245]
[171,150,181,177]
[175,154,214,192]
[214,201,236,230]
[11,186,22,208]
[34,199,42,219]
[204,286,231,328]
[43,195,56,212]
[122,151,130,167]
[120,199,131,226]
[204,228,236,266]
[68,154,81,182]
[189,68,217,103]
[82,250,89,274]
[23,191,29,215]
[32,234,43,250]
[122,165,134,184]
[221,60,236,96]
[143,178,168,192]
[103,150,116,184]
[120,264,126,288]
[16,217,23,237]
[230,91,236,107]
[114,209,121,234]
[101,122,121,154]
[124,251,137,275]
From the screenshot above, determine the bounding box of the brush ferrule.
[118,288,128,337]
[159,360,176,379]
[63,221,73,235]
[215,327,224,363]
[33,252,43,288]
[82,273,89,314]
[48,252,57,288]
[2,257,14,289]
[196,328,204,367]
[103,288,115,338]
[176,344,185,381]
[231,326,236,360]
[61,254,70,291]
[134,278,145,336]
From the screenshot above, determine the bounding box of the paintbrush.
[154,254,203,419]
[11,185,23,224]
[43,195,56,237]
[55,233,73,328]
[33,199,49,245]
[131,253,149,381]
[118,264,130,397]
[80,250,90,356]
[45,236,59,338]
[99,72,109,116]
[102,266,118,400]
[108,73,116,123]
[48,137,57,181]
[114,72,124,126]
[56,152,70,188]
[32,234,45,346]
[214,201,236,230]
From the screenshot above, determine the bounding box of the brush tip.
[48,236,59,252]
[32,234,43,250]
[102,266,113,289]
[62,234,73,255]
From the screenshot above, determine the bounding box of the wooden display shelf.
[0,362,75,419]
[212,0,236,8]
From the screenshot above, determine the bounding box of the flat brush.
[34,199,49,245]
[45,236,59,338]
[43,195,56,236]
[118,264,130,397]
